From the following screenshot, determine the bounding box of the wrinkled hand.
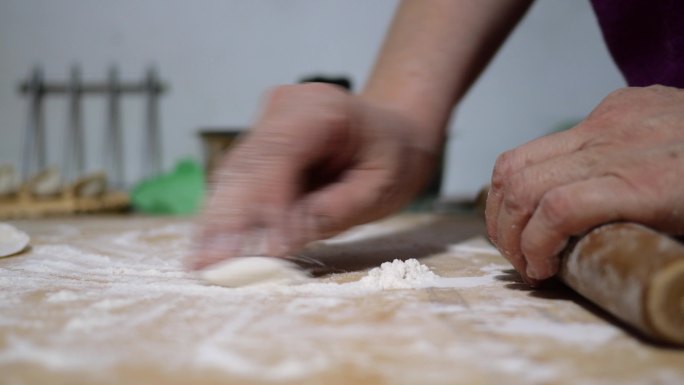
[486,85,684,283]
[190,83,437,270]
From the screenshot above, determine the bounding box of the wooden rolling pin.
[559,223,684,345]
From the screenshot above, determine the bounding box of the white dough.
[200,256,309,287]
[0,223,30,258]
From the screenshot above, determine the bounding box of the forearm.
[363,0,533,150]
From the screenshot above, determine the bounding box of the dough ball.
[200,256,308,287]
[0,223,30,258]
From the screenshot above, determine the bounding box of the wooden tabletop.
[1,214,683,385]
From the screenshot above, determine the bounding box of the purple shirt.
[590,0,684,88]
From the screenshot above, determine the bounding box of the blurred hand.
[486,85,684,283]
[190,83,438,270]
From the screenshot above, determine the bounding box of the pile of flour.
[359,258,437,289]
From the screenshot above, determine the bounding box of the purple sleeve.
[590,0,684,87]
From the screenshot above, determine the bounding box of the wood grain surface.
[1,214,683,385]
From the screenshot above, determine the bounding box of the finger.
[520,176,640,280]
[190,133,307,270]
[494,150,602,280]
[486,127,588,244]
[206,133,303,226]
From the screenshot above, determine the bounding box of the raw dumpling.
[200,256,308,287]
[0,223,30,258]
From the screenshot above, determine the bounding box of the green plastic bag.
[131,159,205,215]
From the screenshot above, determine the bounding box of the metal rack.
[18,65,167,187]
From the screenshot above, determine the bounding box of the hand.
[486,85,684,283]
[190,83,438,270]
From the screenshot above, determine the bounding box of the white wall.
[0,0,624,198]
[446,0,624,199]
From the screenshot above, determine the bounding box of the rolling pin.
[559,223,684,345]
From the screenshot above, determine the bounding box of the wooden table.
[1,214,683,384]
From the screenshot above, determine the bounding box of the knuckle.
[574,151,601,171]
[641,84,678,104]
[219,135,293,175]
[645,84,667,93]
[265,84,351,131]
[583,113,612,134]
[579,109,603,127]
[592,87,634,117]
[604,87,632,101]
[247,132,297,162]
[275,82,345,101]
[502,173,533,215]
[537,189,573,228]
[259,130,298,149]
[600,86,670,109]
[267,84,298,103]
[316,109,351,131]
[267,83,344,105]
[299,81,345,95]
[492,150,516,189]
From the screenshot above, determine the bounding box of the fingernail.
[526,264,542,280]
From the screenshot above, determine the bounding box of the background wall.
[0,0,625,199]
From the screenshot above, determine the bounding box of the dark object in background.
[198,129,242,182]
[299,75,353,91]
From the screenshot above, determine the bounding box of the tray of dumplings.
[0,165,129,219]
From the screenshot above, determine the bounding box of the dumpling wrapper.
[0,223,30,258]
[200,256,308,287]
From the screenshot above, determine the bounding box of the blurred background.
[0,0,624,209]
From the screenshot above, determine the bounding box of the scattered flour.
[0,221,668,385]
[493,317,621,345]
[45,290,81,303]
[448,242,500,256]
